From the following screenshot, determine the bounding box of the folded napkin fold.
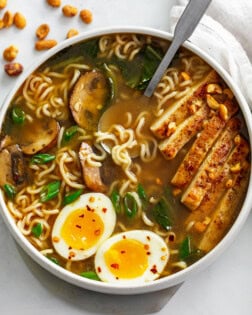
[170,0,252,108]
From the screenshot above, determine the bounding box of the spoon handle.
[144,0,212,97]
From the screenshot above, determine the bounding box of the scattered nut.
[66,28,79,39]
[206,83,222,94]
[13,12,27,29]
[62,5,78,17]
[225,179,234,188]
[35,39,57,50]
[2,10,13,27]
[3,45,19,62]
[223,88,234,99]
[0,0,7,10]
[219,104,229,121]
[36,24,50,40]
[80,9,93,24]
[4,62,23,76]
[166,121,176,137]
[206,94,220,110]
[230,162,241,173]
[47,0,61,7]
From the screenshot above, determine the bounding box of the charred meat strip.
[198,164,250,252]
[150,70,219,139]
[79,142,106,193]
[181,117,241,210]
[171,97,238,188]
[184,136,250,226]
[159,104,209,160]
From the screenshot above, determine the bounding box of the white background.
[0,1,252,314]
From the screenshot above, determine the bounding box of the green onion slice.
[3,184,16,199]
[31,153,56,165]
[47,256,60,265]
[63,125,79,142]
[80,271,100,281]
[11,106,25,124]
[40,180,61,203]
[179,236,192,260]
[32,223,43,238]
[137,183,147,201]
[123,193,138,218]
[63,189,83,206]
[110,189,121,213]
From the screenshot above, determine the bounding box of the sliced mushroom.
[70,70,109,131]
[0,144,27,187]
[20,118,59,155]
[79,141,106,192]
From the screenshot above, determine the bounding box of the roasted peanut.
[206,83,222,94]
[47,0,61,7]
[0,0,7,10]
[206,94,220,110]
[13,12,26,29]
[3,10,13,27]
[62,5,78,17]
[35,39,57,50]
[36,24,50,40]
[80,9,93,24]
[4,62,23,76]
[219,104,228,121]
[3,45,18,61]
[66,28,79,39]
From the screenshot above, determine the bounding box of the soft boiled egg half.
[94,230,169,284]
[51,193,116,261]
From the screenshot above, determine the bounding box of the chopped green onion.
[179,236,192,260]
[137,183,147,201]
[32,223,43,238]
[63,125,79,142]
[123,193,138,218]
[80,271,100,281]
[110,189,121,213]
[102,63,117,105]
[63,189,83,206]
[3,184,16,199]
[152,198,173,231]
[31,153,56,165]
[47,256,60,265]
[11,106,25,124]
[40,180,61,203]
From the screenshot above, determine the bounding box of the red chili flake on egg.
[122,235,126,239]
[146,252,151,255]
[146,235,151,241]
[52,236,60,243]
[102,207,107,213]
[97,267,102,273]
[79,214,85,218]
[89,196,95,202]
[76,224,81,229]
[120,250,126,254]
[150,265,158,274]
[144,244,150,250]
[94,229,101,236]
[111,263,119,269]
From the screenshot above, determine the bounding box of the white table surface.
[0,1,252,314]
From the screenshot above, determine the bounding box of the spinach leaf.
[81,38,99,59]
[152,197,173,231]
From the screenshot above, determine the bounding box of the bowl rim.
[0,25,252,295]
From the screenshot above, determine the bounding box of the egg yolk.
[104,238,149,279]
[60,208,104,250]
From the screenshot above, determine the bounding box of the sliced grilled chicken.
[171,98,238,188]
[184,136,250,226]
[198,164,250,252]
[150,70,219,139]
[159,104,209,160]
[181,117,241,210]
[79,142,106,193]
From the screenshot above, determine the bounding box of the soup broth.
[0,33,250,284]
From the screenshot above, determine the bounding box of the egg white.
[51,193,116,261]
[94,230,169,284]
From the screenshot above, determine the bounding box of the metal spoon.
[144,0,212,97]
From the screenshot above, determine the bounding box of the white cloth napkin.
[170,0,252,108]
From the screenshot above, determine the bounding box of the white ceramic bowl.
[0,26,251,295]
